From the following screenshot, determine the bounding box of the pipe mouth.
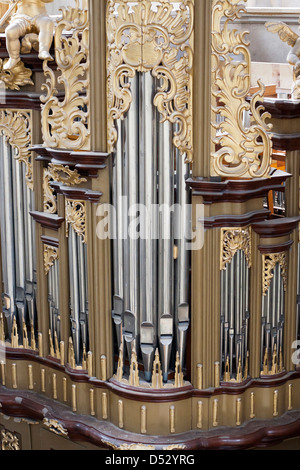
[144,371,152,382]
[163,372,169,383]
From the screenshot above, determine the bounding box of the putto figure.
[0,0,54,70]
[266,20,300,99]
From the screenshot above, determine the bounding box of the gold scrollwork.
[220,227,252,270]
[43,418,68,437]
[0,109,33,188]
[1,429,21,450]
[43,244,59,276]
[262,252,287,296]
[41,0,90,151]
[43,163,87,214]
[65,199,87,244]
[106,0,194,162]
[211,0,272,179]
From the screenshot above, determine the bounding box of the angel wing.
[265,21,299,47]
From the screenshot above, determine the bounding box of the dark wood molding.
[257,239,294,254]
[1,385,300,449]
[187,169,290,204]
[272,133,300,152]
[30,211,65,230]
[252,216,300,238]
[40,235,59,248]
[51,182,102,203]
[204,209,270,229]
[263,98,300,120]
[31,145,111,178]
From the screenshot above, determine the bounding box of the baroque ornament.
[0,109,33,188]
[1,429,21,451]
[0,59,33,90]
[41,0,90,150]
[65,199,87,244]
[220,227,252,270]
[43,418,68,437]
[262,252,287,296]
[43,244,59,276]
[106,0,194,161]
[43,163,87,214]
[211,0,272,179]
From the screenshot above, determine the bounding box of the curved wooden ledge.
[187,169,290,205]
[31,145,111,178]
[1,385,300,450]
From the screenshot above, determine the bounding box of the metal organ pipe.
[111,71,191,384]
[0,136,37,343]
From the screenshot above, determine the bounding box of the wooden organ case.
[0,0,300,451]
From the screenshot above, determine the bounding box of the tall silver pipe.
[175,145,190,370]
[12,154,26,325]
[68,226,81,364]
[112,119,124,350]
[229,258,235,376]
[139,71,158,381]
[124,75,140,361]
[77,236,87,349]
[158,116,174,383]
[0,138,16,334]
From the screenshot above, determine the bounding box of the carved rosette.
[262,252,287,296]
[65,199,87,243]
[106,0,194,162]
[44,245,59,276]
[211,0,272,179]
[43,164,87,214]
[41,0,90,150]
[221,227,252,270]
[0,109,33,188]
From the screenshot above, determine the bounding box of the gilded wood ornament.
[43,163,87,214]
[106,0,194,162]
[262,252,287,296]
[211,0,272,179]
[43,418,68,437]
[65,199,87,244]
[0,59,33,90]
[1,429,20,450]
[220,227,252,270]
[0,109,33,188]
[41,0,90,150]
[43,244,59,276]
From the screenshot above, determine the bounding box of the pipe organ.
[1,0,300,451]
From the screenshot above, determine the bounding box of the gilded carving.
[41,0,90,150]
[220,227,252,270]
[1,429,20,450]
[43,418,68,437]
[0,58,33,90]
[43,244,59,276]
[262,252,287,295]
[211,0,272,179]
[106,0,194,162]
[43,163,87,214]
[65,199,87,243]
[0,109,33,188]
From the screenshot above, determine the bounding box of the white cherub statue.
[0,0,54,70]
[266,20,300,99]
